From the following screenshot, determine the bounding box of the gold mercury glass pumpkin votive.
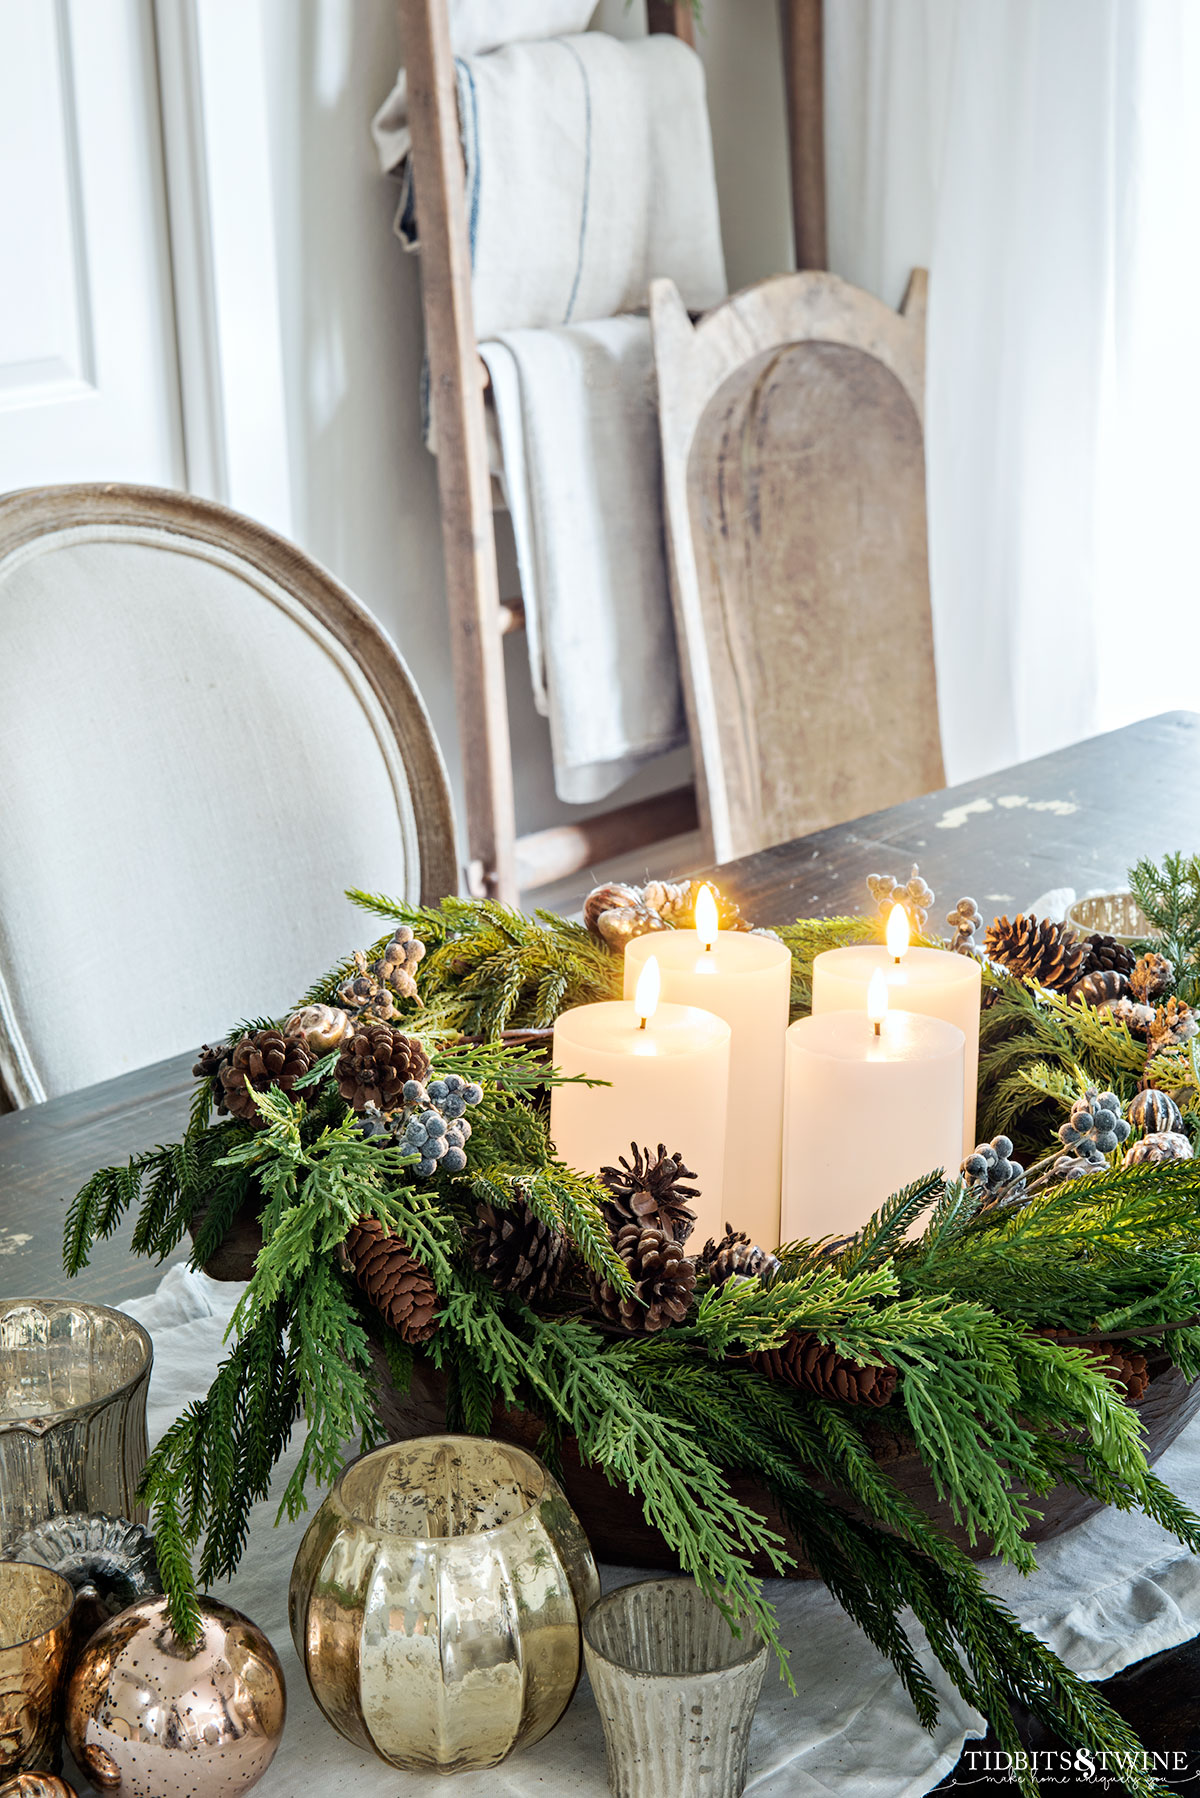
[289,1435,600,1772]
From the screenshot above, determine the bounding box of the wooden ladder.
[399,0,825,903]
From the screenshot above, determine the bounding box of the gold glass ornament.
[0,1302,151,1552]
[289,1435,600,1772]
[64,1596,285,1798]
[0,1564,74,1779]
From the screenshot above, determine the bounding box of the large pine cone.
[700,1225,782,1288]
[215,1029,312,1121]
[592,1223,696,1333]
[344,1216,437,1343]
[335,1026,430,1112]
[753,1332,897,1406]
[983,914,1087,993]
[599,1143,699,1243]
[472,1198,567,1302]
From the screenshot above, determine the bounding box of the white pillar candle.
[782,974,964,1243]
[623,889,792,1249]
[811,909,982,1152]
[550,956,732,1241]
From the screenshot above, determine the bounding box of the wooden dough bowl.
[198,1203,1200,1577]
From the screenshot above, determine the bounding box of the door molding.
[152,0,293,533]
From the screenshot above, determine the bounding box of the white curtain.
[825,1,1200,784]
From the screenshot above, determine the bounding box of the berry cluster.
[337,926,427,1022]
[961,1134,1024,1200]
[946,897,983,953]
[866,864,935,931]
[359,1072,483,1176]
[1057,1088,1131,1166]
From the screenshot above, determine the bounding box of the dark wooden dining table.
[4,708,1200,1793]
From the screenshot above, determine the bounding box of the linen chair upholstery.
[0,485,457,1106]
[650,269,945,865]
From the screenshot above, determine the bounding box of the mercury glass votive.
[289,1435,600,1772]
[583,1579,768,1798]
[0,1303,152,1553]
[0,1563,74,1777]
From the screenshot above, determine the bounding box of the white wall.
[256,0,794,857]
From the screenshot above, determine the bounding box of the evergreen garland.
[60,863,1200,1798]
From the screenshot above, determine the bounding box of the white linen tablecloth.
[90,1265,1200,1798]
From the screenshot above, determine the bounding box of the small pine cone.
[1079,932,1136,978]
[1037,1327,1149,1403]
[1128,1088,1183,1135]
[1147,996,1199,1058]
[1105,997,1157,1038]
[700,1225,782,1288]
[583,882,647,936]
[592,1223,696,1333]
[599,1143,699,1243]
[1070,968,1130,1008]
[1123,1130,1193,1166]
[336,1026,431,1112]
[984,914,1087,993]
[754,1332,897,1406]
[193,1041,231,1084]
[217,1029,312,1121]
[344,1216,437,1343]
[1129,952,1174,1004]
[285,1003,353,1055]
[472,1198,567,1302]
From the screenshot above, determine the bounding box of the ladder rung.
[515,784,700,892]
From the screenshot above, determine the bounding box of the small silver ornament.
[867,864,934,931]
[1128,1088,1184,1135]
[5,1514,160,1647]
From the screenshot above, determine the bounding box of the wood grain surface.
[2,711,1199,1776]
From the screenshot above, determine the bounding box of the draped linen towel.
[373,33,727,337]
[481,319,687,803]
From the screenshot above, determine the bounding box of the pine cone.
[983,914,1087,993]
[1123,1130,1193,1166]
[1038,1328,1148,1404]
[335,1026,430,1112]
[599,1143,699,1243]
[753,1333,897,1406]
[700,1225,782,1288]
[1069,968,1130,1008]
[1079,932,1136,978]
[216,1029,312,1121]
[472,1198,567,1302]
[344,1216,437,1343]
[193,1041,231,1083]
[591,1223,696,1333]
[1147,996,1199,1058]
[1105,997,1157,1038]
[1130,952,1174,1004]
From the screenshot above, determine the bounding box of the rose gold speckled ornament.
[0,1776,77,1797]
[64,1596,285,1798]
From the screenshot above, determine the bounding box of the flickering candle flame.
[887,903,910,963]
[634,955,661,1029]
[867,967,889,1036]
[695,883,719,952]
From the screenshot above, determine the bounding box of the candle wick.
[873,1020,882,1038]
[638,1017,648,1031]
[893,956,901,966]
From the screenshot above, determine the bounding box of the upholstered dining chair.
[0,484,457,1107]
[650,269,945,866]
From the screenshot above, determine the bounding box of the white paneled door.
[0,0,184,491]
